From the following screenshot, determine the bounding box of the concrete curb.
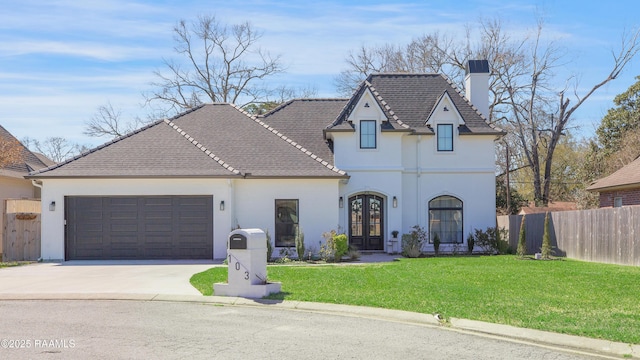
[449,318,639,359]
[0,293,636,358]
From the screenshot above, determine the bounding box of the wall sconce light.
[339,196,344,208]
[392,196,398,208]
[220,201,225,211]
[49,201,56,211]
[364,102,370,108]
[443,106,449,112]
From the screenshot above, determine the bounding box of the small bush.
[347,245,361,261]
[276,247,294,263]
[333,234,348,261]
[320,229,348,262]
[517,215,527,258]
[295,227,305,260]
[401,225,427,258]
[473,227,509,254]
[432,233,441,256]
[466,233,475,254]
[265,229,273,262]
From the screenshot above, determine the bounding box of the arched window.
[429,196,463,244]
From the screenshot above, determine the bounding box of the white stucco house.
[28,60,504,261]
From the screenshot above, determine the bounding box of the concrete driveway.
[0,260,222,295]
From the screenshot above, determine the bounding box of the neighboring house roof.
[518,201,577,215]
[28,103,347,179]
[259,99,348,162]
[327,73,504,135]
[586,156,640,192]
[0,124,52,179]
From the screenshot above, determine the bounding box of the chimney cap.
[466,60,489,74]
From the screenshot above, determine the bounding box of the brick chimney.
[465,60,490,119]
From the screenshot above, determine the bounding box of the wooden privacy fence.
[2,199,41,261]
[497,205,640,267]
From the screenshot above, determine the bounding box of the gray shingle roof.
[327,73,504,135]
[0,124,51,179]
[29,104,347,179]
[586,156,640,192]
[259,99,348,162]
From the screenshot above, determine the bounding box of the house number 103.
[229,255,250,280]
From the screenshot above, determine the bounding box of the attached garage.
[65,195,213,260]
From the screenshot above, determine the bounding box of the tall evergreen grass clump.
[265,229,273,262]
[432,233,441,256]
[517,215,527,258]
[295,227,305,260]
[540,212,554,259]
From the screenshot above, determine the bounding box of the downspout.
[416,135,422,223]
[31,179,45,262]
[32,179,43,200]
[31,179,43,189]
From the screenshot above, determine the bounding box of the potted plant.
[388,230,400,251]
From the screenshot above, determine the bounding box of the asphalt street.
[0,300,607,360]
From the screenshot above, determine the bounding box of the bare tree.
[145,15,286,117]
[23,137,87,163]
[84,102,151,139]
[337,18,640,206]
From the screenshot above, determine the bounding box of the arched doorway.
[349,194,384,250]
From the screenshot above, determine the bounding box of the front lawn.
[190,256,640,344]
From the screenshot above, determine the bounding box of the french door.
[349,194,384,250]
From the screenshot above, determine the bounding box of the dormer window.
[360,120,376,149]
[437,124,453,151]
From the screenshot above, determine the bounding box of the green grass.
[190,256,640,344]
[0,261,32,268]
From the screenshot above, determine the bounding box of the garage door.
[65,196,213,260]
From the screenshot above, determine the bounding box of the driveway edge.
[1,293,636,358]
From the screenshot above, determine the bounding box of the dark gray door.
[65,196,213,260]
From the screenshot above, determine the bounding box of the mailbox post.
[214,229,281,298]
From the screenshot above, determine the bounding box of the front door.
[349,194,384,250]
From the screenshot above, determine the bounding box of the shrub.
[333,233,348,261]
[540,212,554,259]
[473,228,491,253]
[517,215,527,258]
[466,233,475,254]
[432,233,441,256]
[320,229,348,262]
[473,227,509,254]
[347,245,361,261]
[295,227,305,260]
[265,229,273,262]
[401,225,427,258]
[276,247,293,263]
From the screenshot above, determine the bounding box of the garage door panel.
[145,223,173,232]
[144,211,172,220]
[178,223,209,232]
[77,223,103,232]
[65,196,213,260]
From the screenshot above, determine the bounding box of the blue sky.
[1,0,639,148]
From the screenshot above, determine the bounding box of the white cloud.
[0,40,159,62]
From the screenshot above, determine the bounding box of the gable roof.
[586,156,640,192]
[0,124,52,179]
[259,99,348,161]
[327,73,504,135]
[29,104,347,179]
